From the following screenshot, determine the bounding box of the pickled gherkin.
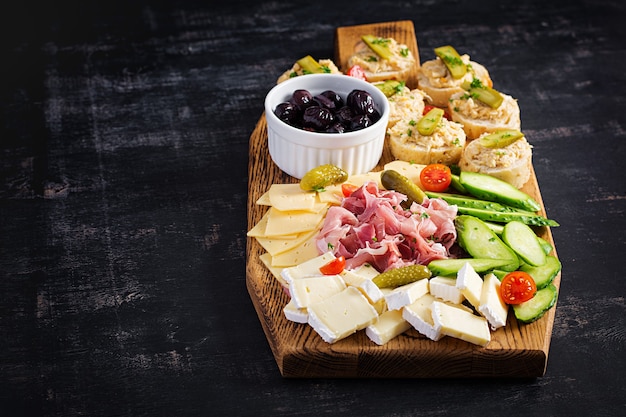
[299,164,348,192]
[461,79,504,109]
[434,45,467,79]
[417,107,444,136]
[380,169,427,208]
[372,264,431,288]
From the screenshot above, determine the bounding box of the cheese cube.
[456,262,484,308]
[478,273,509,330]
[307,287,379,343]
[384,278,429,311]
[431,301,491,347]
[283,298,308,323]
[402,294,443,341]
[341,269,385,303]
[429,276,465,304]
[280,252,336,284]
[289,275,346,309]
[366,309,411,345]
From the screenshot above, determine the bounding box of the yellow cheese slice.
[268,183,317,212]
[246,210,299,239]
[255,191,272,206]
[259,252,286,287]
[264,207,325,236]
[257,227,319,257]
[270,235,320,267]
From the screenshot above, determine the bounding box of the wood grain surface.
[247,22,561,378]
[3,0,625,415]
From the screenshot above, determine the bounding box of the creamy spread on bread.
[276,59,341,84]
[348,38,415,82]
[388,116,466,165]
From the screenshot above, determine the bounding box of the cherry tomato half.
[341,183,359,197]
[423,105,451,121]
[346,64,367,81]
[500,271,537,304]
[319,256,346,275]
[419,163,452,192]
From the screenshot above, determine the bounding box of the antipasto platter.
[246,20,561,378]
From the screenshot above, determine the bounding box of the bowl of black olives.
[264,74,389,179]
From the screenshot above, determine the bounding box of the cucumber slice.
[537,237,554,255]
[513,284,558,323]
[502,221,547,267]
[459,171,541,212]
[520,255,562,289]
[455,215,520,271]
[428,258,514,277]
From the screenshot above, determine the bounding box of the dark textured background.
[1,0,624,416]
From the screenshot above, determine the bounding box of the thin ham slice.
[315,181,457,272]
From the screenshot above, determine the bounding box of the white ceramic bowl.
[264,73,389,179]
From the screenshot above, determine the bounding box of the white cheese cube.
[280,252,336,284]
[366,309,411,345]
[385,278,429,311]
[402,294,443,341]
[431,301,491,347]
[341,269,385,303]
[283,298,308,323]
[352,263,380,280]
[478,273,509,330]
[456,262,484,308]
[429,276,465,304]
[307,287,379,344]
[289,274,346,309]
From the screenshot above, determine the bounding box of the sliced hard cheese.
[264,207,325,236]
[270,236,321,267]
[456,262,484,308]
[280,252,336,284]
[307,287,379,344]
[259,252,286,287]
[366,309,411,345]
[289,274,346,309]
[429,276,465,304]
[431,301,491,347]
[402,294,443,341]
[247,211,300,239]
[317,186,344,205]
[267,183,317,212]
[385,278,429,311]
[256,227,319,257]
[478,273,509,330]
[255,191,272,206]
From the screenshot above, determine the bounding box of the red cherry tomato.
[341,183,359,197]
[346,65,367,81]
[419,163,452,192]
[423,105,451,120]
[500,271,537,304]
[319,256,346,275]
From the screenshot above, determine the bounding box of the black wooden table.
[1,0,624,416]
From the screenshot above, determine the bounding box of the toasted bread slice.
[458,134,532,188]
[417,56,492,107]
[447,92,521,140]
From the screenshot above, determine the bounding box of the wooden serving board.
[246,21,561,378]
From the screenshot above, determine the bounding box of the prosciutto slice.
[316,181,457,272]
